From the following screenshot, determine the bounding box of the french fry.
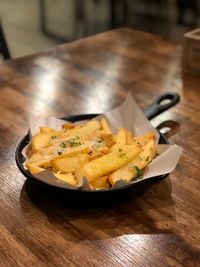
[91,175,108,187]
[133,131,155,146]
[62,122,76,129]
[110,143,129,152]
[126,130,134,145]
[109,139,156,185]
[32,133,51,152]
[74,168,86,184]
[54,172,77,186]
[56,145,90,158]
[27,164,45,174]
[96,146,110,154]
[39,142,90,158]
[89,152,103,160]
[40,127,56,134]
[93,132,115,148]
[90,176,110,189]
[27,152,53,168]
[114,128,127,144]
[75,144,141,183]
[29,142,90,169]
[89,145,110,160]
[67,146,90,156]
[100,117,112,134]
[52,154,89,173]
[62,120,101,140]
[99,180,110,190]
[27,152,43,163]
[90,176,110,190]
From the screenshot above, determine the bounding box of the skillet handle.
[144,92,180,120]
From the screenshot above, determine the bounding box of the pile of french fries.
[26,117,157,190]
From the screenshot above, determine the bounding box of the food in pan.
[25,117,157,190]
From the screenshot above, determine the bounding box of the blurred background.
[0,0,200,60]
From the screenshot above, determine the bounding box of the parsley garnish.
[146,156,150,162]
[69,137,82,147]
[134,165,144,178]
[69,140,81,147]
[51,136,58,140]
[60,137,82,148]
[58,151,62,155]
[118,148,126,158]
[60,142,67,148]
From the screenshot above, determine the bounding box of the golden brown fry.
[75,144,141,183]
[52,154,89,173]
[62,122,76,129]
[28,141,90,170]
[100,117,112,133]
[90,176,110,190]
[32,133,51,152]
[126,130,134,145]
[89,151,107,160]
[40,127,55,134]
[56,145,90,158]
[54,172,77,186]
[27,164,45,174]
[97,132,115,148]
[97,146,110,154]
[89,145,110,160]
[109,139,156,185]
[74,168,86,184]
[39,142,90,158]
[32,127,62,152]
[62,120,101,140]
[91,175,108,188]
[133,131,155,146]
[27,152,53,168]
[114,128,127,144]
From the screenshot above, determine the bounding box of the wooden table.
[0,28,199,266]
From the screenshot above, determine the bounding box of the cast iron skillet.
[15,92,180,201]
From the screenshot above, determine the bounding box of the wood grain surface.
[0,28,200,267]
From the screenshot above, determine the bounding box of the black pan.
[15,92,180,202]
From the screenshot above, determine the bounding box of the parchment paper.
[23,95,182,190]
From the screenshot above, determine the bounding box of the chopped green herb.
[146,156,150,162]
[134,165,144,178]
[51,136,58,140]
[60,142,67,148]
[97,139,102,143]
[58,151,62,155]
[69,140,82,147]
[118,149,126,158]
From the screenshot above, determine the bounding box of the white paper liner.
[22,95,182,190]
